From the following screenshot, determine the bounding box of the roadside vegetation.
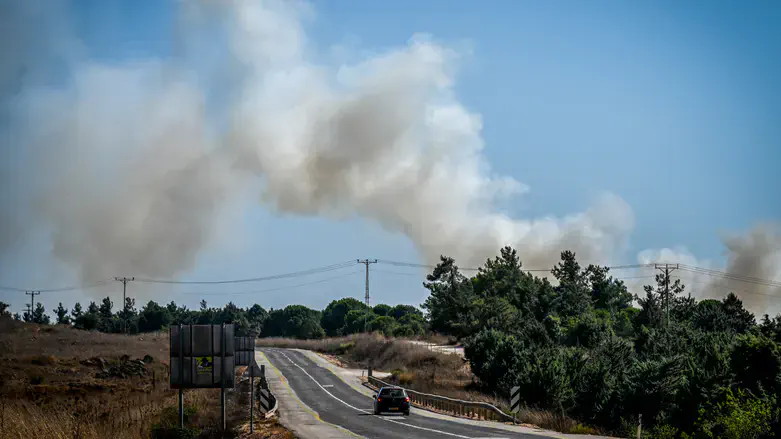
[4,246,778,437]
[422,247,780,438]
[0,318,290,438]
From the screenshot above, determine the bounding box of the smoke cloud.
[637,224,781,316]
[0,0,777,310]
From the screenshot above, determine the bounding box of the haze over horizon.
[1,0,779,317]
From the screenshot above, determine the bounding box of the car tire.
[374,409,381,416]
[403,411,410,416]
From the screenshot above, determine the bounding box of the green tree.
[0,301,10,318]
[321,298,366,336]
[551,251,591,318]
[138,300,172,332]
[31,302,50,324]
[720,293,754,334]
[690,388,777,439]
[55,302,71,325]
[71,302,83,320]
[586,265,632,311]
[99,297,113,320]
[246,304,268,336]
[344,309,373,334]
[373,304,392,317]
[731,334,781,396]
[369,315,397,335]
[262,305,324,339]
[394,313,425,337]
[87,301,99,314]
[422,256,476,338]
[389,304,423,321]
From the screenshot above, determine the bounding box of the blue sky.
[1,0,779,317]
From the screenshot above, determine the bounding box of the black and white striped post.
[259,388,273,414]
[510,386,521,425]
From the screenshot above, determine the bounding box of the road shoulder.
[255,350,362,439]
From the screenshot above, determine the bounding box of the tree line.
[0,295,425,339]
[423,246,779,438]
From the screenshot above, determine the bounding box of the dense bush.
[426,246,781,437]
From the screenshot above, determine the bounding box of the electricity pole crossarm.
[654,264,679,327]
[115,277,135,334]
[357,259,377,334]
[25,291,40,318]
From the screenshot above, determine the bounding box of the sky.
[0,0,779,318]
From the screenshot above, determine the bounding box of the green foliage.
[55,302,71,325]
[138,300,173,332]
[321,298,367,336]
[373,304,392,316]
[426,246,780,436]
[31,302,50,325]
[0,301,10,318]
[689,388,777,439]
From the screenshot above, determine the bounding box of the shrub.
[690,388,777,439]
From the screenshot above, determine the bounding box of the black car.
[373,386,411,416]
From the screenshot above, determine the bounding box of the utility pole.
[115,277,134,334]
[25,291,40,321]
[357,259,377,334]
[655,264,679,327]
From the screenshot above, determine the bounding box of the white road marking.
[322,384,334,388]
[278,351,473,439]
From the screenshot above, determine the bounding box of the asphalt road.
[261,348,541,439]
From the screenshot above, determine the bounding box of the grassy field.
[0,318,293,438]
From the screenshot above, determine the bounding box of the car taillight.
[377,398,382,402]
[405,396,410,402]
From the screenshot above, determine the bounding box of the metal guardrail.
[367,376,513,422]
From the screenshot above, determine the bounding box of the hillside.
[0,318,291,438]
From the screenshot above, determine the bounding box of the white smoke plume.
[2,0,776,310]
[0,0,636,291]
[637,224,781,316]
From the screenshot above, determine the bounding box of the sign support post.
[221,323,226,431]
[250,363,255,433]
[179,323,184,428]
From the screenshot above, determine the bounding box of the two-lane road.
[260,348,544,439]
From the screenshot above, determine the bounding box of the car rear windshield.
[380,388,405,398]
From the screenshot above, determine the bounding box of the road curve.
[260,347,543,439]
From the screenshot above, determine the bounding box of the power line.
[0,280,110,293]
[678,264,781,288]
[376,259,654,273]
[133,261,357,285]
[180,270,362,296]
[1,259,778,294]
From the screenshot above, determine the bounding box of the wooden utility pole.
[655,264,679,327]
[115,277,134,333]
[356,259,377,333]
[25,291,40,321]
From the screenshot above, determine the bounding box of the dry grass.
[0,319,293,439]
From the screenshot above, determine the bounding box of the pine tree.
[55,302,71,325]
[32,303,50,325]
[71,302,83,320]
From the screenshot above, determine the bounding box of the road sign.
[510,386,521,413]
[249,361,263,377]
[170,324,235,389]
[235,336,255,366]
